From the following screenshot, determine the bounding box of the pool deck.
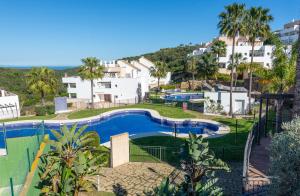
[1,108,230,147]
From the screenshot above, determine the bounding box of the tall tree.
[257,40,296,132]
[293,29,300,115]
[218,3,246,117]
[210,40,227,66]
[198,53,218,81]
[26,67,58,106]
[150,61,168,93]
[228,53,246,87]
[246,7,273,113]
[187,56,198,90]
[78,57,105,109]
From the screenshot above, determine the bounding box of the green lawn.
[0,114,57,123]
[130,117,253,163]
[67,103,195,119]
[0,136,40,189]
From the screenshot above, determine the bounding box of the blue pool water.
[0,111,219,147]
[165,93,204,102]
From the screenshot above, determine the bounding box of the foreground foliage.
[38,124,108,195]
[268,117,300,196]
[148,133,229,195]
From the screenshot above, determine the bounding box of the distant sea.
[0,65,78,70]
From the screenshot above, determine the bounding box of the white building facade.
[0,89,20,120]
[275,19,299,45]
[63,57,171,104]
[192,36,274,69]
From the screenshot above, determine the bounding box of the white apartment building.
[274,19,299,45]
[192,36,274,69]
[0,89,20,120]
[62,57,171,104]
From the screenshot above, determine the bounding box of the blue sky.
[0,0,299,66]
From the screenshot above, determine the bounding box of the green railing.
[0,121,45,196]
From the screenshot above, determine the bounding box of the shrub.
[35,105,55,116]
[268,117,300,195]
[160,84,176,90]
[216,73,231,82]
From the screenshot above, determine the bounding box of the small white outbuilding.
[203,85,252,115]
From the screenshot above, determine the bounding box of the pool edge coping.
[1,108,230,142]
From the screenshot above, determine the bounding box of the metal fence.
[0,121,45,196]
[129,144,245,166]
[148,97,204,112]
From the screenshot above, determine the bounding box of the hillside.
[0,67,78,107]
[0,43,201,107]
[123,44,202,81]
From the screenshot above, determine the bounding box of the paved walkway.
[246,137,271,191]
[96,162,178,196]
[84,162,243,196]
[52,113,69,120]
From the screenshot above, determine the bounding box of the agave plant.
[179,133,229,195]
[38,124,108,195]
[149,133,229,195]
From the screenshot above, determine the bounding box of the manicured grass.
[67,103,196,119]
[0,114,57,123]
[0,136,40,188]
[130,117,253,163]
[27,145,50,196]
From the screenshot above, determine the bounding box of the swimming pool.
[0,109,224,147]
[164,93,204,102]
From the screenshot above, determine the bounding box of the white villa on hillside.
[191,36,274,71]
[274,19,299,45]
[62,57,171,105]
[0,89,20,120]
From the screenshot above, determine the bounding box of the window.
[109,73,116,78]
[98,82,111,88]
[219,63,226,68]
[63,83,68,88]
[244,53,247,56]
[249,50,264,57]
[70,93,77,98]
[69,83,76,88]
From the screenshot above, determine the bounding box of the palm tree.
[218,3,246,117]
[26,67,58,106]
[211,40,227,66]
[245,7,273,113]
[150,61,168,93]
[198,53,218,82]
[293,30,300,115]
[78,57,105,109]
[257,40,296,132]
[228,53,246,87]
[39,124,108,195]
[187,56,198,90]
